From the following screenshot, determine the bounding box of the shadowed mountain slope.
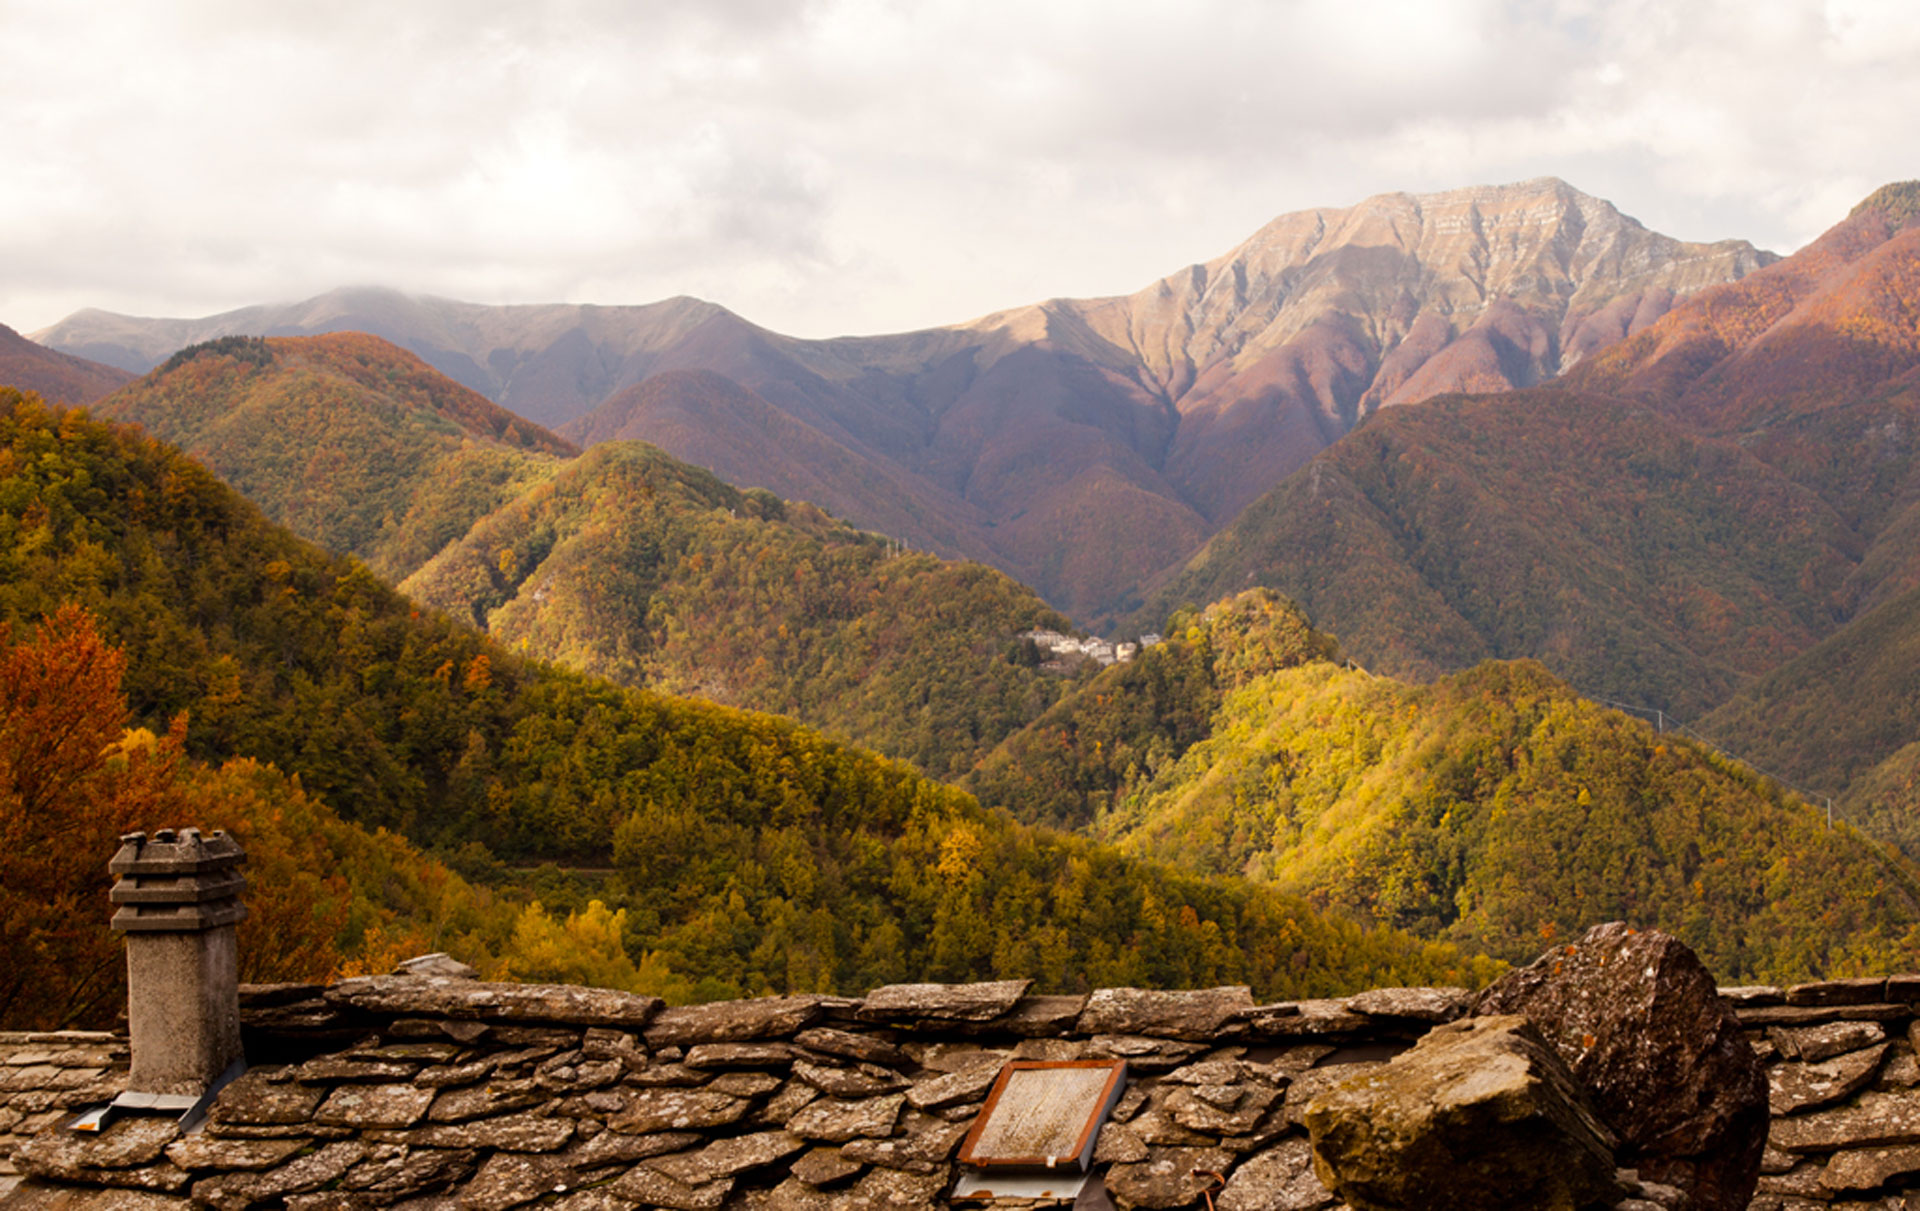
[36,179,1767,623]
[93,333,575,583]
[0,323,130,404]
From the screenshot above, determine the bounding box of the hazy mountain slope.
[93,333,575,583]
[0,323,130,404]
[401,440,1079,781]
[0,384,1498,1000]
[36,178,1766,624]
[1142,389,1853,714]
[559,369,1002,566]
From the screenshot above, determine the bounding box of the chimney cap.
[109,828,247,877]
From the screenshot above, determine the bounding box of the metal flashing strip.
[951,1169,1094,1201]
[69,1057,247,1136]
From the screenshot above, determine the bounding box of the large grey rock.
[1078,987,1255,1040]
[1304,1015,1620,1211]
[1476,922,1768,1211]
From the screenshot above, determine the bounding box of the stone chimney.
[106,828,248,1112]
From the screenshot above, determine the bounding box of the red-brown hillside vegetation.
[0,323,129,405]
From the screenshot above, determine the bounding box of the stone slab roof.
[1,976,1917,1208]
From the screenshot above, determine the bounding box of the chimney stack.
[105,828,248,1115]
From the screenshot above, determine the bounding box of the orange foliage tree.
[0,605,350,1028]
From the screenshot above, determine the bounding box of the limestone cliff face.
[969,178,1774,525]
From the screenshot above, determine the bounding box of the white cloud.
[1,0,1916,339]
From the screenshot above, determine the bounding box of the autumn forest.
[8,180,1920,1028]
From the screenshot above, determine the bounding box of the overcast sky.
[5,0,1917,339]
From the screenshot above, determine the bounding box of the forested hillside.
[0,386,1497,1019]
[1139,390,1851,715]
[968,590,1336,828]
[976,591,1920,982]
[402,440,1079,782]
[93,333,574,583]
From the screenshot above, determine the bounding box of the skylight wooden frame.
[956,1059,1129,1172]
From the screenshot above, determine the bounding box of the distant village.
[1017,627,1163,669]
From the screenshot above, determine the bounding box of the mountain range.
[1146,184,1920,727]
[10,176,1920,988]
[34,177,1770,624]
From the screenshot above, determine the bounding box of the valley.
[5,178,1920,1019]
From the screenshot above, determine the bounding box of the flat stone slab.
[1772,1091,1920,1153]
[16,1116,179,1174]
[793,1029,909,1068]
[1769,1021,1887,1063]
[904,1059,1004,1111]
[1248,1000,1370,1040]
[791,1145,864,1187]
[1104,1144,1235,1209]
[209,1071,327,1126]
[789,1094,906,1143]
[163,1135,307,1172]
[609,1164,732,1210]
[682,1043,794,1070]
[371,1112,576,1152]
[856,981,1031,1024]
[1738,1003,1911,1027]
[1343,986,1469,1023]
[1769,1044,1888,1115]
[314,1082,436,1129]
[191,1141,368,1210]
[1819,1142,1920,1193]
[645,997,825,1046]
[325,975,661,1027]
[1077,987,1255,1041]
[647,1130,807,1184]
[1785,979,1890,1007]
[611,1088,753,1134]
[1217,1136,1335,1211]
[793,1060,907,1098]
